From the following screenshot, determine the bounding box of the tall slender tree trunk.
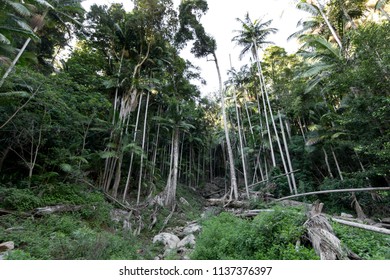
[322,147,334,178]
[253,42,292,193]
[232,87,250,199]
[122,93,143,202]
[164,127,180,208]
[313,0,343,50]
[137,92,150,205]
[0,10,48,88]
[213,52,238,200]
[112,48,126,124]
[331,146,343,181]
[279,111,298,194]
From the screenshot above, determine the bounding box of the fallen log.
[206,198,249,208]
[0,208,30,217]
[33,205,83,216]
[331,217,390,235]
[304,202,360,260]
[275,187,390,202]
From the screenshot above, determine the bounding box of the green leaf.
[60,163,73,173]
[15,19,34,32]
[32,0,54,9]
[8,2,31,17]
[0,33,11,44]
[99,151,117,159]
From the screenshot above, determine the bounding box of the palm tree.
[175,0,239,200]
[233,13,277,166]
[232,13,296,194]
[303,0,343,49]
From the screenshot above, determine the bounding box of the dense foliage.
[0,0,389,260]
[192,208,319,260]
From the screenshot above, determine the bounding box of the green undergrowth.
[0,184,147,259]
[0,183,204,260]
[0,214,146,260]
[332,222,390,260]
[191,207,319,260]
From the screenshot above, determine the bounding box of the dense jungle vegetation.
[0,0,389,260]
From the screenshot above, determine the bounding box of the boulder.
[153,233,180,249]
[183,223,201,235]
[0,241,14,253]
[177,234,196,249]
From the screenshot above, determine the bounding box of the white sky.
[81,0,309,95]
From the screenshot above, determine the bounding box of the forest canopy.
[0,0,389,260]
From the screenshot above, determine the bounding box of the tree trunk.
[279,111,298,194]
[0,11,48,88]
[232,87,250,199]
[331,146,343,180]
[314,0,343,50]
[331,217,390,235]
[136,92,150,205]
[322,147,334,178]
[122,93,143,202]
[253,42,292,193]
[164,127,180,208]
[213,52,238,200]
[275,186,390,202]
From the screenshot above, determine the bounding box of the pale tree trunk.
[253,43,292,193]
[151,121,160,178]
[122,93,143,202]
[331,146,343,181]
[0,11,48,88]
[136,92,150,205]
[112,48,126,124]
[313,0,343,50]
[322,147,334,178]
[258,75,276,167]
[164,127,180,208]
[298,117,306,142]
[213,52,238,200]
[232,87,250,199]
[279,111,298,194]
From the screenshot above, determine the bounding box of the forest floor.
[0,181,389,260]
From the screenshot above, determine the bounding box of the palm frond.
[0,33,11,44]
[7,1,31,17]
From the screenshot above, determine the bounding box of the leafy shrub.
[4,250,36,260]
[333,222,390,260]
[0,187,42,211]
[191,207,318,260]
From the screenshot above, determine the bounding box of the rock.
[177,234,196,249]
[153,233,180,249]
[110,209,130,222]
[179,197,190,206]
[165,226,184,237]
[341,213,354,219]
[183,223,201,235]
[0,241,14,253]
